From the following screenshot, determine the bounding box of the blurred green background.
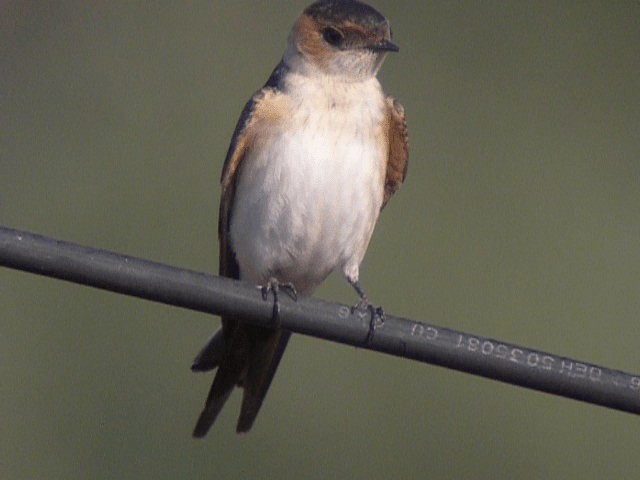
[2,1,639,478]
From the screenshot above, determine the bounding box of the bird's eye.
[322,27,344,47]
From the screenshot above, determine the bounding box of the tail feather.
[192,342,245,438]
[191,328,225,372]
[192,323,290,437]
[236,329,291,433]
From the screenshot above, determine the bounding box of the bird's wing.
[381,96,409,210]
[217,60,290,276]
[193,63,293,436]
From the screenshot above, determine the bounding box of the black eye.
[322,27,344,47]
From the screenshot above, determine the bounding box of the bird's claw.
[350,298,385,344]
[258,278,297,326]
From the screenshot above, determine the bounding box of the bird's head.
[284,0,398,81]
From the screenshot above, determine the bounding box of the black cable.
[1,225,639,415]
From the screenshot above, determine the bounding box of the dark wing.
[193,62,292,436]
[217,60,289,278]
[381,96,409,210]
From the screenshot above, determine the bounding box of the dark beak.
[371,39,399,53]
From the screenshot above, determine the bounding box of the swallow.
[192,0,408,436]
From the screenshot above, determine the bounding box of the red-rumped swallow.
[192,0,408,436]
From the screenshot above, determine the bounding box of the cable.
[1,225,639,415]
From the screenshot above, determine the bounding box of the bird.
[192,0,408,436]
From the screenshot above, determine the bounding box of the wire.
[1,225,639,415]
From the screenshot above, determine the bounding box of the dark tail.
[192,324,291,437]
[191,328,225,372]
[236,329,291,433]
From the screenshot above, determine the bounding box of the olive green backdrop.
[2,1,639,478]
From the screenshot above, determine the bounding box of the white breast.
[230,74,387,295]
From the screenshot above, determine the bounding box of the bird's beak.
[371,39,399,53]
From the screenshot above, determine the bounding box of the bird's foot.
[351,300,385,344]
[349,280,385,344]
[258,278,297,326]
